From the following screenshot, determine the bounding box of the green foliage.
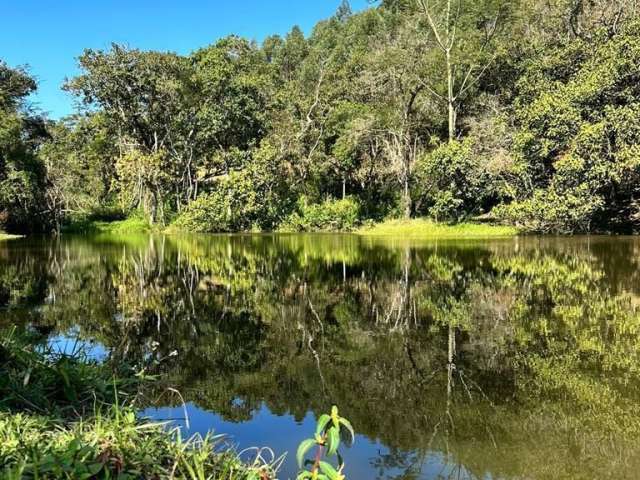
[0,62,50,233]
[0,328,279,479]
[0,409,274,480]
[414,139,495,221]
[173,171,263,233]
[494,184,604,234]
[0,328,127,416]
[8,1,640,233]
[497,20,640,233]
[281,197,361,232]
[297,406,354,480]
[40,113,117,221]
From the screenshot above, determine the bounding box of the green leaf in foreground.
[326,426,340,457]
[316,413,331,435]
[297,438,317,467]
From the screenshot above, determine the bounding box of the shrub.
[174,141,292,233]
[173,171,262,233]
[494,185,604,234]
[280,196,361,232]
[503,21,640,232]
[414,139,495,222]
[296,406,355,480]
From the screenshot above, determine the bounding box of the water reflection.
[1,234,640,479]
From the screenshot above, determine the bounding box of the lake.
[1,233,639,479]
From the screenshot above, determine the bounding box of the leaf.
[296,472,313,480]
[338,417,355,446]
[326,426,340,457]
[331,405,339,427]
[297,438,317,468]
[319,461,343,480]
[316,414,331,436]
[125,411,136,425]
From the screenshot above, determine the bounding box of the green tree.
[496,20,640,232]
[0,62,50,233]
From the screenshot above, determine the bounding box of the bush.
[414,139,495,222]
[173,141,292,233]
[173,171,262,233]
[280,196,361,232]
[494,185,604,234]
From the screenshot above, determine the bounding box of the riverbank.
[357,219,518,238]
[62,216,154,235]
[60,216,519,238]
[0,328,277,479]
[0,233,24,240]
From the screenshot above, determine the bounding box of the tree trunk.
[403,175,411,219]
[446,48,456,142]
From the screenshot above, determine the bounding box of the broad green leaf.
[316,414,331,435]
[297,438,317,467]
[331,406,339,427]
[338,417,355,446]
[326,426,340,457]
[319,461,343,480]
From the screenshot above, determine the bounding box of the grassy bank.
[62,216,153,235]
[0,233,23,241]
[60,214,519,238]
[358,219,518,238]
[0,329,277,479]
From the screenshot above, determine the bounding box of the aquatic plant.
[296,406,355,480]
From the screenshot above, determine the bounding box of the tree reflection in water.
[1,234,640,479]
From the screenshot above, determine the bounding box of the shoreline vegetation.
[0,328,280,479]
[0,233,23,241]
[357,219,518,238]
[61,216,519,238]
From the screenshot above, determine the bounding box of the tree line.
[1,0,640,234]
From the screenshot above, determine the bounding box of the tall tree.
[0,62,49,233]
[416,0,511,141]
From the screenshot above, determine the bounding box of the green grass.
[0,328,280,479]
[62,216,153,235]
[0,233,23,241]
[91,216,153,234]
[357,218,518,238]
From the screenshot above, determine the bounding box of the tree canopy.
[3,0,640,233]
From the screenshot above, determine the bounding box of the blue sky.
[1,0,372,119]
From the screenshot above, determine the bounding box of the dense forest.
[2,0,640,234]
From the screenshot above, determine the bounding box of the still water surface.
[2,234,640,479]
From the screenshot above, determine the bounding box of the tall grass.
[62,215,153,235]
[0,233,23,241]
[0,328,280,479]
[358,218,518,238]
